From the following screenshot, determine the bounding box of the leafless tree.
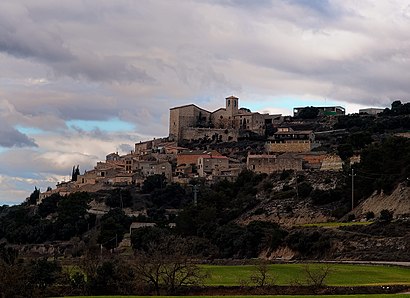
[0,260,32,298]
[250,260,276,287]
[291,263,333,293]
[133,235,206,295]
[303,263,332,288]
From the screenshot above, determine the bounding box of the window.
[228,100,231,106]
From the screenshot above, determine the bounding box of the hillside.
[1,104,410,263]
[353,182,410,218]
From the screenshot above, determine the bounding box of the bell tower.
[225,95,239,116]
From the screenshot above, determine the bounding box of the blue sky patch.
[66,118,135,132]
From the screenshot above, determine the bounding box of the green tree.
[55,192,91,240]
[27,187,40,205]
[337,143,353,161]
[298,181,313,198]
[27,258,62,290]
[98,208,131,249]
[297,106,319,119]
[38,193,62,218]
[87,259,135,295]
[71,165,80,182]
[379,209,393,222]
[131,226,168,251]
[142,174,167,193]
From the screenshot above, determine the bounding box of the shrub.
[347,214,355,222]
[365,211,375,220]
[379,209,393,222]
[298,182,313,198]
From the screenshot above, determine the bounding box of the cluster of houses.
[39,95,368,201]
[39,128,355,201]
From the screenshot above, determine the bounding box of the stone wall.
[247,154,302,174]
[320,154,343,171]
[266,141,311,153]
[181,127,238,142]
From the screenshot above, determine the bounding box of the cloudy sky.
[1,0,410,204]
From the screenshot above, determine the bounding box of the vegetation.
[1,100,410,296]
[296,106,319,119]
[0,192,94,243]
[354,136,410,200]
[203,263,410,286]
[59,296,410,298]
[133,235,206,295]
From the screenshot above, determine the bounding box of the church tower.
[225,95,239,117]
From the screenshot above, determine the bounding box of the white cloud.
[0,0,409,203]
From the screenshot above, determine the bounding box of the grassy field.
[203,263,410,286]
[64,295,410,298]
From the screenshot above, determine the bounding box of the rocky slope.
[352,182,410,219]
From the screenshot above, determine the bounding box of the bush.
[365,211,375,220]
[310,189,343,205]
[280,170,293,180]
[379,209,393,222]
[285,230,331,258]
[298,182,313,198]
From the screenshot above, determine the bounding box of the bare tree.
[302,263,333,289]
[250,261,276,287]
[133,235,206,295]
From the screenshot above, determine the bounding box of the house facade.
[266,127,316,153]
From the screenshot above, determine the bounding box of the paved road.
[321,260,410,267]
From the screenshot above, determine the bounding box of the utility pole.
[295,172,299,200]
[350,168,356,211]
[193,184,198,206]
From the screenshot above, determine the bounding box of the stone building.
[169,95,282,142]
[266,127,316,153]
[298,152,327,169]
[177,150,223,166]
[359,108,384,115]
[247,153,303,174]
[197,155,229,177]
[134,160,173,181]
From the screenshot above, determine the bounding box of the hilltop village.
[1,96,408,298]
[40,96,373,201]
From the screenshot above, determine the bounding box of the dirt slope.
[353,183,410,218]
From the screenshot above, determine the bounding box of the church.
[169,96,282,143]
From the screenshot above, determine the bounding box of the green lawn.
[64,295,410,298]
[203,264,410,286]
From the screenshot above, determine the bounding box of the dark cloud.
[1,0,410,204]
[0,126,37,148]
[0,2,154,84]
[52,55,154,83]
